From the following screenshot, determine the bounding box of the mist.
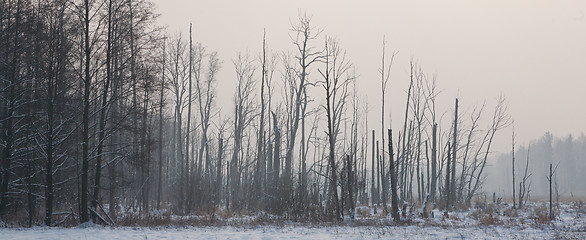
[0,0,584,234]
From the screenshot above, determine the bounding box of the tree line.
[0,0,511,226]
[489,132,586,200]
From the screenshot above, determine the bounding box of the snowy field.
[0,224,583,240]
[1,202,584,239]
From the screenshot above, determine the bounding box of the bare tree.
[546,163,560,221]
[197,48,220,207]
[253,30,268,209]
[41,0,71,226]
[346,155,354,220]
[444,143,451,212]
[518,145,531,208]
[512,121,517,208]
[157,37,166,210]
[80,0,96,223]
[91,0,115,222]
[167,34,188,211]
[388,129,400,222]
[466,95,511,203]
[379,37,396,214]
[318,37,353,220]
[230,52,256,210]
[450,98,458,208]
[184,23,194,211]
[285,12,322,198]
[399,60,415,201]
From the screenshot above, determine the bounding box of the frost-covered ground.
[1,201,584,239]
[0,225,582,240]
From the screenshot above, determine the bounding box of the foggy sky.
[152,0,586,154]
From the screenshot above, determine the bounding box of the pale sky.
[152,0,586,153]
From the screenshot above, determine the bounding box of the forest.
[0,0,582,231]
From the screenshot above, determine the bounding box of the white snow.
[1,202,583,239]
[0,224,582,239]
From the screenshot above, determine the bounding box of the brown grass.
[531,204,550,225]
[479,212,501,225]
[355,206,371,217]
[503,207,518,218]
[470,203,502,225]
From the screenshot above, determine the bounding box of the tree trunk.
[512,125,521,208]
[450,98,458,208]
[215,137,223,205]
[371,130,376,206]
[92,0,113,220]
[80,0,92,223]
[547,163,555,221]
[185,23,193,211]
[388,129,400,222]
[347,155,355,220]
[431,123,437,202]
[444,143,451,212]
[157,39,165,210]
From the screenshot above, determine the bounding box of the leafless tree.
[229,52,256,211]
[285,12,322,199]
[318,37,353,220]
[466,95,511,203]
[378,37,396,213]
[518,145,532,208]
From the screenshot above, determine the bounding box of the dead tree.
[285,12,322,198]
[371,130,377,207]
[421,73,440,204]
[381,142,388,215]
[388,129,400,222]
[518,146,531,208]
[457,104,483,203]
[168,35,187,211]
[253,30,268,209]
[450,98,458,208]
[547,163,553,220]
[270,111,281,213]
[546,162,559,221]
[431,124,438,202]
[184,23,194,211]
[400,60,414,201]
[466,95,511,203]
[230,53,256,211]
[195,45,220,208]
[319,37,352,220]
[411,66,428,203]
[512,122,517,208]
[379,36,397,210]
[214,136,224,209]
[444,143,451,213]
[346,155,354,220]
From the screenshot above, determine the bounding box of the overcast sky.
[152,0,586,153]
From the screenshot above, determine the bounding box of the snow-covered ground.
[0,224,582,240]
[1,201,584,239]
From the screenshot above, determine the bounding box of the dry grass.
[355,206,371,217]
[503,206,518,218]
[531,204,550,225]
[469,203,502,225]
[479,212,501,225]
[7,199,582,229]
